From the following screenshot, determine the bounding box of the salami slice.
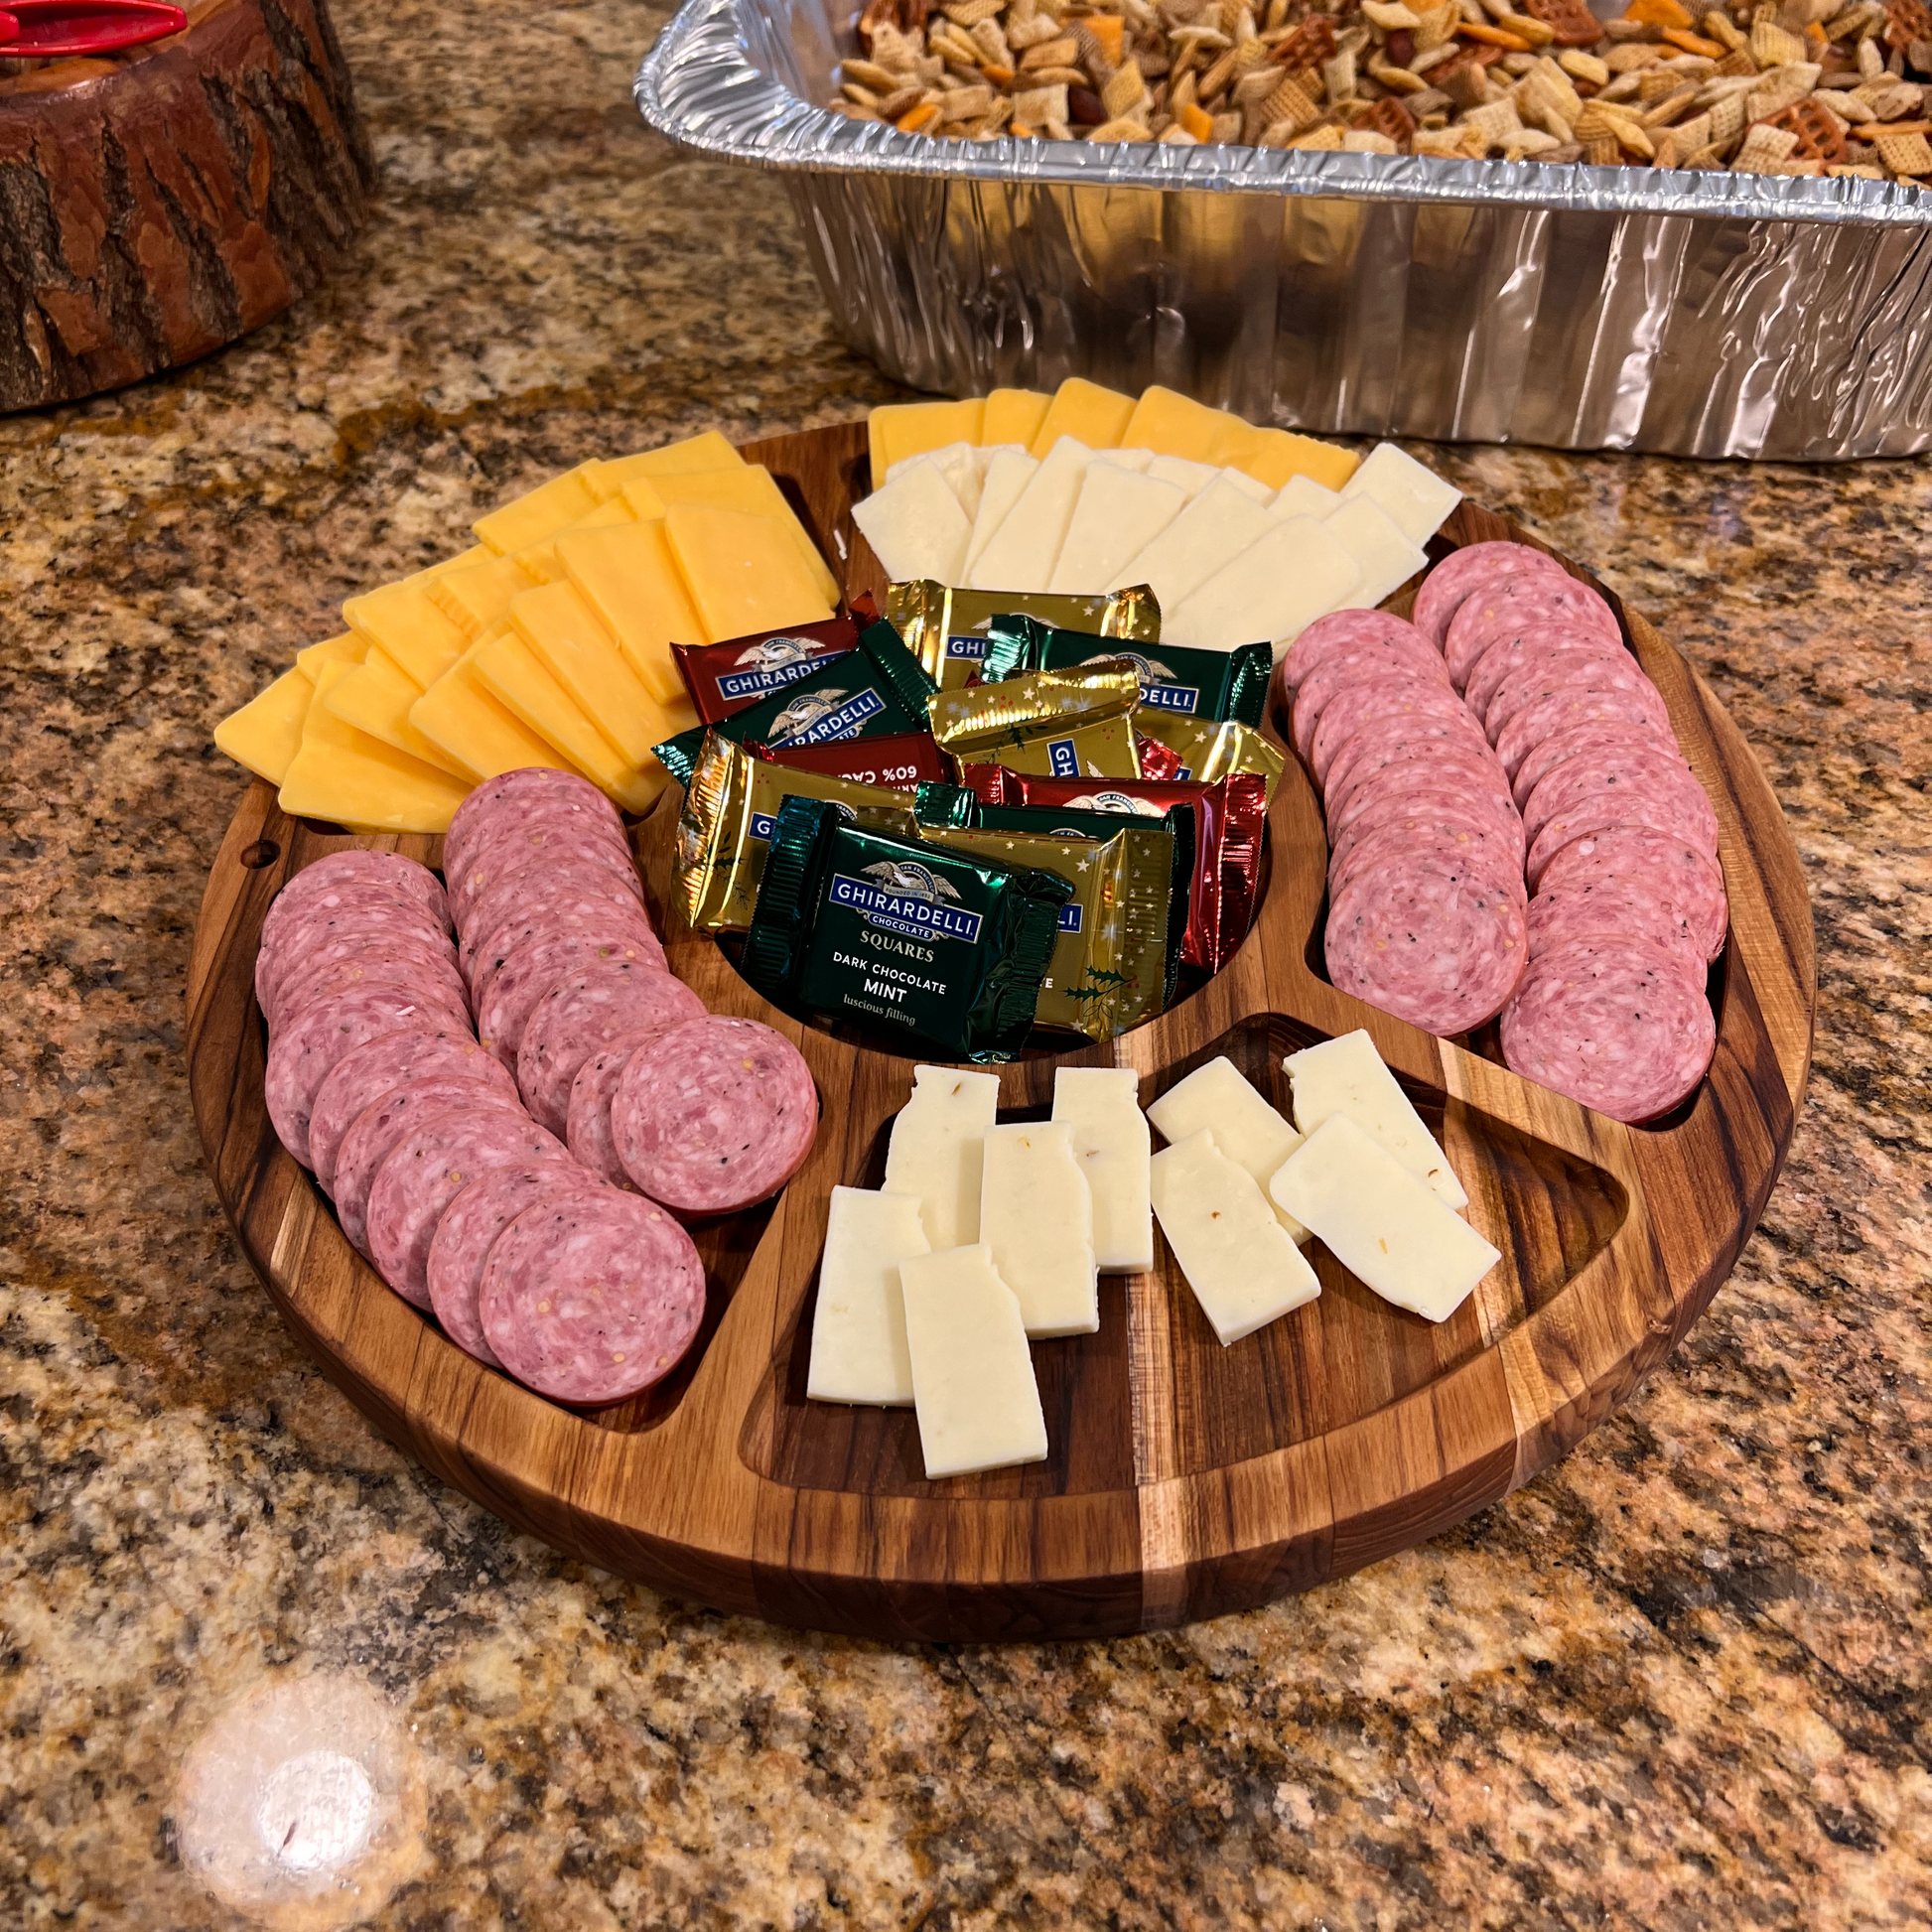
[1527,880,1706,976]
[264,987,461,1168]
[1411,541,1567,650]
[330,1075,529,1253]
[309,1030,518,1191]
[1329,772,1525,864]
[611,1016,819,1215]
[1463,624,1626,731]
[1290,635,1452,755]
[1493,684,1675,781]
[1536,826,1727,962]
[256,889,449,1014]
[1444,575,1620,689]
[364,1107,568,1306]
[451,848,644,939]
[450,821,637,916]
[1521,742,1708,848]
[1482,648,1668,747]
[1321,719,1497,814]
[426,1163,602,1367]
[1280,610,1430,693]
[267,850,451,935]
[257,916,457,1027]
[1499,936,1716,1123]
[1511,720,1682,811]
[442,767,613,882]
[565,1038,654,1188]
[1310,677,1478,788]
[476,930,668,1067]
[1329,804,1525,899]
[459,873,653,983]
[477,1190,706,1406]
[517,961,707,1135]
[1525,768,1720,889]
[1324,844,1527,1036]
[268,940,470,1035]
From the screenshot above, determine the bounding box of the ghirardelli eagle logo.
[768,688,850,737]
[1081,650,1174,681]
[861,859,961,902]
[736,636,819,670]
[1067,790,1164,817]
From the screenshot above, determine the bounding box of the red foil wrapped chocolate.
[672,593,878,725]
[745,729,950,791]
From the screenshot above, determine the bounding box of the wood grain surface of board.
[185,422,1816,1641]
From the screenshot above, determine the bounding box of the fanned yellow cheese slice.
[982,388,1052,450]
[343,581,469,690]
[1236,429,1361,493]
[427,552,540,640]
[409,640,569,783]
[279,662,470,834]
[323,646,477,782]
[509,581,678,769]
[664,503,834,644]
[430,545,491,575]
[513,497,635,586]
[637,465,839,608]
[868,399,986,486]
[1120,386,1264,468]
[213,666,315,786]
[1030,379,1135,458]
[557,519,705,709]
[472,462,606,556]
[593,431,745,492]
[294,631,366,679]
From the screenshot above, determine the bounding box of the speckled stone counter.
[3,1,1930,1924]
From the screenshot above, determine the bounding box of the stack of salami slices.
[1414,543,1727,1123]
[1284,610,1530,1038]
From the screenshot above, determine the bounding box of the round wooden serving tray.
[186,423,1816,1641]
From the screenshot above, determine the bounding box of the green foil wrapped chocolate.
[926,661,1144,780]
[741,798,1072,1062]
[888,581,1161,688]
[983,618,1272,729]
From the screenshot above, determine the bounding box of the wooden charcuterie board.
[185,422,1815,1641]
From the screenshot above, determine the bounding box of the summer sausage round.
[1279,610,1431,693]
[1443,575,1620,689]
[477,930,668,1069]
[516,961,707,1135]
[308,1030,518,1191]
[265,850,451,937]
[441,767,615,882]
[1535,826,1727,963]
[565,1038,654,1189]
[1411,541,1568,651]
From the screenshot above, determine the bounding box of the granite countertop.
[3,0,1930,1923]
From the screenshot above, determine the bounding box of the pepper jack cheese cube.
[978,1121,1098,1336]
[593,430,746,492]
[982,387,1052,450]
[899,1244,1048,1478]
[868,398,987,489]
[1029,378,1136,458]
[1163,515,1363,656]
[558,520,706,709]
[806,1186,930,1407]
[1284,1030,1467,1210]
[641,466,841,610]
[342,580,470,692]
[278,661,470,835]
[213,666,315,786]
[884,1064,1002,1251]
[967,436,1095,593]
[1147,1055,1310,1242]
[1151,1130,1321,1345]
[1269,1114,1499,1324]
[852,457,973,588]
[663,503,835,644]
[509,580,686,769]
[1339,442,1461,547]
[408,639,569,783]
[1051,1066,1153,1274]
[322,646,477,782]
[473,461,607,556]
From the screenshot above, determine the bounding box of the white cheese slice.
[968,435,1095,592]
[1105,476,1278,612]
[1145,454,1219,499]
[1324,494,1429,612]
[1163,515,1363,657]
[1273,474,1342,521]
[1284,1029,1467,1209]
[1146,1054,1310,1242]
[1047,463,1187,596]
[1152,1130,1321,1344]
[1051,1065,1153,1273]
[852,458,972,587]
[806,1186,930,1405]
[978,1121,1098,1335]
[1340,441,1462,547]
[886,440,981,519]
[883,1064,1002,1250]
[1269,1114,1499,1323]
[1104,446,1156,473]
[1219,466,1274,503]
[900,1244,1048,1477]
[963,448,1040,579]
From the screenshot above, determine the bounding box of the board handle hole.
[240,839,281,870]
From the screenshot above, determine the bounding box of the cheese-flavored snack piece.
[1270,1114,1500,1323]
[1106,476,1277,613]
[899,1244,1048,1478]
[1047,462,1187,596]
[278,662,470,836]
[1340,443,1463,548]
[1324,495,1430,614]
[806,1186,930,1406]
[1152,1130,1321,1345]
[1273,475,1343,521]
[978,1121,1098,1336]
[1051,1066,1153,1273]
[968,437,1096,593]
[1284,1029,1467,1209]
[473,462,605,556]
[853,458,974,586]
[664,502,835,644]
[558,518,707,709]
[215,666,315,786]
[1147,1054,1310,1242]
[884,1064,1003,1251]
[982,387,1052,449]
[1028,378,1135,458]
[963,448,1040,581]
[1163,515,1363,657]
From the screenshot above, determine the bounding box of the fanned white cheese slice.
[887,440,981,519]
[963,448,1039,579]
[1163,514,1363,656]
[1146,454,1219,498]
[1269,1114,1499,1324]
[806,1187,929,1405]
[1324,494,1429,612]
[852,458,972,587]
[1340,442,1462,546]
[968,436,1094,593]
[1147,1054,1310,1242]
[1105,447,1157,473]
[1219,467,1274,503]
[1104,476,1278,612]
[979,1121,1097,1335]
[883,1064,1002,1250]
[1284,1030,1467,1209]
[1052,1066,1153,1273]
[1273,474,1342,521]
[1047,462,1187,595]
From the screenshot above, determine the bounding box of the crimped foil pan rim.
[637,0,1932,230]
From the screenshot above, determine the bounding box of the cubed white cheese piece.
[852,458,973,587]
[806,1186,930,1405]
[978,1120,1098,1335]
[1269,1114,1499,1323]
[884,1064,1002,1250]
[1219,466,1275,503]
[963,448,1039,579]
[1105,476,1278,611]
[900,1244,1048,1477]
[1146,1054,1310,1242]
[1340,441,1462,547]
[1047,463,1188,596]
[1163,515,1363,656]
[1051,1066,1153,1273]
[1324,494,1429,612]
[967,436,1095,592]
[1272,474,1342,521]
[1151,1130,1321,1344]
[1146,454,1220,499]
[1284,1029,1466,1209]
[887,440,982,519]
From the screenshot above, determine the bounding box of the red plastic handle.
[0,0,186,55]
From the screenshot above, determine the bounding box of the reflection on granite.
[2,0,1929,1921]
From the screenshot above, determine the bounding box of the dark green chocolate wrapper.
[741,798,1071,1063]
[983,619,1271,730]
[654,618,936,785]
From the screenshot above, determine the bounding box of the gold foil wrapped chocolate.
[928,662,1144,781]
[1133,713,1287,800]
[888,581,1161,688]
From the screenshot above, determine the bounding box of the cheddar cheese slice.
[1236,428,1360,494]
[558,518,706,708]
[513,497,635,586]
[1121,386,1241,467]
[638,466,839,609]
[279,662,470,835]
[664,503,834,643]
[213,666,315,786]
[1029,378,1135,458]
[868,399,986,487]
[343,581,469,691]
[473,462,606,556]
[409,641,569,782]
[427,551,541,641]
[323,646,478,782]
[294,631,366,679]
[981,387,1052,451]
[509,580,686,769]
[593,431,746,492]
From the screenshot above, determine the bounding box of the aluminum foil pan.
[637,0,1932,459]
